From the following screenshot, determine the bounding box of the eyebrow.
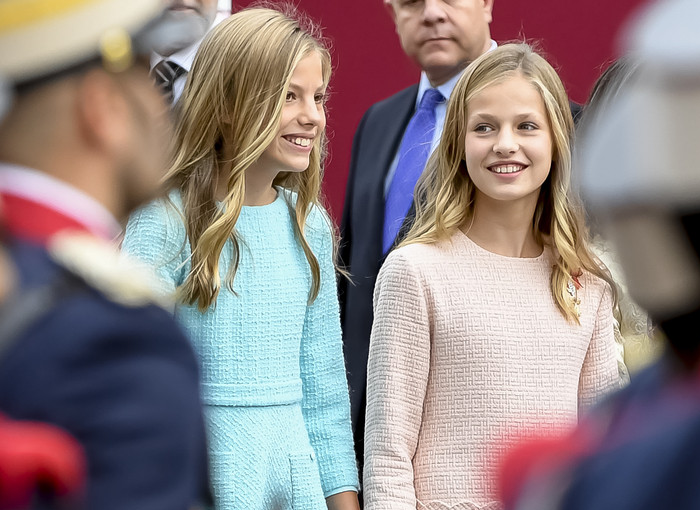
[288,82,326,93]
[469,112,545,122]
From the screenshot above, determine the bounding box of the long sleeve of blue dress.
[121,197,188,297]
[300,209,359,497]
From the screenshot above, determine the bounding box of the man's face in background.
[154,0,219,56]
[386,0,493,85]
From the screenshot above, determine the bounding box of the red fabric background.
[233,0,651,220]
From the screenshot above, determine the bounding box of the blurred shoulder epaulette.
[47,232,173,310]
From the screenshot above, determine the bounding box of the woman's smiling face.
[464,72,553,207]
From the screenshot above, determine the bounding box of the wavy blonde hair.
[163,6,332,311]
[403,43,616,322]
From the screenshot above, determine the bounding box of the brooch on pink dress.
[568,271,582,318]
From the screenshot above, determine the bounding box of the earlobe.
[76,70,128,155]
[76,72,106,149]
[483,0,495,24]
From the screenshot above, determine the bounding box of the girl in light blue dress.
[122,7,359,510]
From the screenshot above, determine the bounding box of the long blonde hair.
[163,6,332,311]
[403,43,616,322]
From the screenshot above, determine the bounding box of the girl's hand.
[326,490,361,510]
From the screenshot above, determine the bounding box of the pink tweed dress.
[363,230,621,510]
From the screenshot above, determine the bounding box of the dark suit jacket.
[339,84,418,433]
[0,241,210,510]
[339,82,583,469]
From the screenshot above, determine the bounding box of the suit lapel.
[373,86,418,186]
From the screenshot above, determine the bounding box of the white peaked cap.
[0,0,202,85]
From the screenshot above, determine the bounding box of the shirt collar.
[0,162,122,241]
[150,15,223,71]
[151,39,201,72]
[415,39,498,107]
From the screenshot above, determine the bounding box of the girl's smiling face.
[254,52,327,176]
[464,72,554,207]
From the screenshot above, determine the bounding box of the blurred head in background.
[576,56,641,149]
[154,0,219,56]
[383,0,495,86]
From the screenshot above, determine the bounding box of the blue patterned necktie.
[383,88,445,254]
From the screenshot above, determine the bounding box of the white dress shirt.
[151,40,201,105]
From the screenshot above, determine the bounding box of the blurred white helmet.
[579,0,700,211]
[577,0,700,321]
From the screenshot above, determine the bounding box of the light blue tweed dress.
[122,190,359,509]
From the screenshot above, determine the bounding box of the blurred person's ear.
[76,70,134,159]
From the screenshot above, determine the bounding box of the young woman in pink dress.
[363,44,622,510]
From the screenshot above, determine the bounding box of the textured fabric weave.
[122,190,359,507]
[364,230,621,510]
[205,403,327,509]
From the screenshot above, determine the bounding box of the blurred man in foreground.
[0,1,209,508]
[501,0,700,508]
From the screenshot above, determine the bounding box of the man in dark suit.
[339,0,496,476]
[0,1,210,508]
